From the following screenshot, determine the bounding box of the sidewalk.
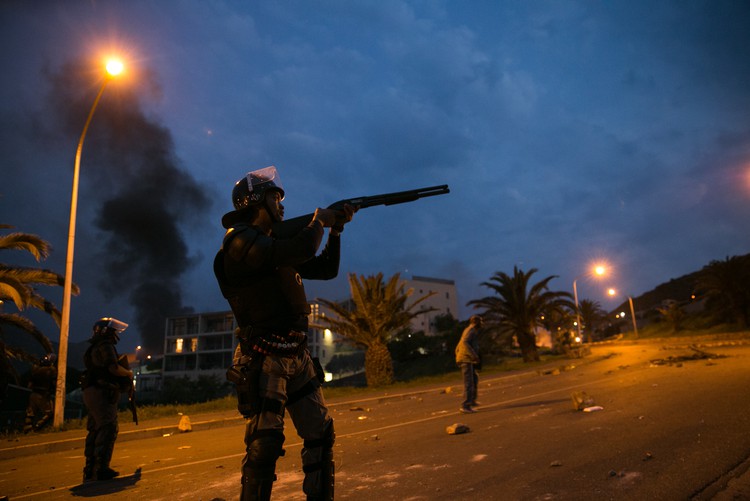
[0,409,244,460]
[1,355,567,461]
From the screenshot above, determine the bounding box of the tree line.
[3,225,750,398]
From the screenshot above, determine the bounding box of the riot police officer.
[81,317,132,482]
[23,353,57,433]
[214,166,355,500]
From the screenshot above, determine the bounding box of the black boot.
[83,468,94,483]
[241,474,275,501]
[95,467,120,481]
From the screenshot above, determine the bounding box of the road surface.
[3,339,750,500]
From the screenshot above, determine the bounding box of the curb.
[0,353,608,461]
[0,415,245,460]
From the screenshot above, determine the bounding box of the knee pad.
[247,429,285,471]
[304,420,335,452]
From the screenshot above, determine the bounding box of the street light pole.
[628,296,639,339]
[53,60,122,429]
[573,279,582,342]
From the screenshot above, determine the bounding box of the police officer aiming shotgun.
[214,166,448,500]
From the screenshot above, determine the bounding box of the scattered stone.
[649,346,726,366]
[178,415,192,432]
[571,391,595,410]
[446,423,470,435]
[583,406,604,412]
[608,470,617,477]
[350,406,365,411]
[550,460,563,467]
[643,452,653,461]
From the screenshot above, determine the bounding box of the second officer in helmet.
[214,166,355,501]
[81,317,132,482]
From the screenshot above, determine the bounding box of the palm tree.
[695,255,750,328]
[540,306,574,350]
[578,299,606,342]
[657,302,686,332]
[468,267,573,362]
[316,272,435,387]
[0,225,79,385]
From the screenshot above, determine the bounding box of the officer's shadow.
[69,468,142,497]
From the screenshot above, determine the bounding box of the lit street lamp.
[53,59,124,429]
[573,264,606,343]
[607,288,639,339]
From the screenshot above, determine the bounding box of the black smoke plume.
[44,60,210,355]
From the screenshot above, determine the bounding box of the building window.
[171,319,187,336]
[206,315,233,333]
[199,352,228,370]
[165,354,196,371]
[202,335,225,351]
[175,338,184,353]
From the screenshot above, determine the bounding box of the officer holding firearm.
[214,166,355,501]
[81,317,132,482]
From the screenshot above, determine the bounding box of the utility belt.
[79,371,124,391]
[227,325,320,418]
[234,325,308,358]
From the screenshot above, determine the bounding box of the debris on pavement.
[650,345,726,366]
[582,405,604,412]
[571,391,596,410]
[178,415,192,432]
[446,423,470,435]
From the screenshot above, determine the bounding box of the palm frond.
[0,232,51,261]
[0,312,54,353]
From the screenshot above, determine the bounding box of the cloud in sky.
[1,0,749,353]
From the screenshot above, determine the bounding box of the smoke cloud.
[43,60,210,354]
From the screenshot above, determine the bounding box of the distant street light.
[573,264,606,343]
[607,287,639,339]
[53,58,124,429]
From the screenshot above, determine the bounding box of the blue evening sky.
[2,1,749,353]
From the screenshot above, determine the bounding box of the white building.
[404,275,459,335]
[161,306,338,383]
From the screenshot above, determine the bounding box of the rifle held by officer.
[117,354,138,425]
[272,184,450,238]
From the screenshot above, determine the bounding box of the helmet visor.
[106,318,129,334]
[246,166,284,201]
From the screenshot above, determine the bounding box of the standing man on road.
[81,317,132,482]
[214,166,356,501]
[455,315,483,413]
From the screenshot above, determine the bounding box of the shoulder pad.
[223,224,272,265]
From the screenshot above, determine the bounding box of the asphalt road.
[3,339,750,500]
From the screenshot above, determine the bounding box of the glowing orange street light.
[54,58,125,429]
[573,263,608,343]
[105,58,124,76]
[607,287,639,339]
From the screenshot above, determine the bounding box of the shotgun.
[271,184,450,238]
